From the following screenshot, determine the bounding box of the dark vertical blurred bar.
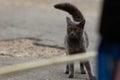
[98,0,120,80]
[100,0,120,41]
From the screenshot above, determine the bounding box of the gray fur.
[54,3,96,80]
[64,31,88,54]
[64,17,96,80]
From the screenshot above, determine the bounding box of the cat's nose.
[70,32,75,37]
[71,33,74,36]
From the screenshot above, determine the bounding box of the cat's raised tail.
[54,3,85,22]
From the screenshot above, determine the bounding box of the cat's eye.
[75,27,80,32]
[67,28,72,32]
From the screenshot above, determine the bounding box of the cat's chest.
[66,39,85,53]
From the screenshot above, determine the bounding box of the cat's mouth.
[69,34,78,39]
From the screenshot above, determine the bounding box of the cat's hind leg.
[84,61,96,80]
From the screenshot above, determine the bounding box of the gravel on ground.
[0,39,65,57]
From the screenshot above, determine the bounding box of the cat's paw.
[64,71,69,74]
[68,74,74,78]
[81,70,86,74]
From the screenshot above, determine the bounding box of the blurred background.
[0,0,102,80]
[0,0,102,50]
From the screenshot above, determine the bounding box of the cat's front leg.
[80,62,86,74]
[65,64,69,74]
[68,63,74,78]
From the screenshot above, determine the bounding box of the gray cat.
[54,3,95,80]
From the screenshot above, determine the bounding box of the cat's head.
[66,17,85,39]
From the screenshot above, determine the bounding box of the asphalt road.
[0,0,101,80]
[0,57,96,80]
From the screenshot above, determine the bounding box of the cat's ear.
[78,20,85,29]
[66,17,72,26]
